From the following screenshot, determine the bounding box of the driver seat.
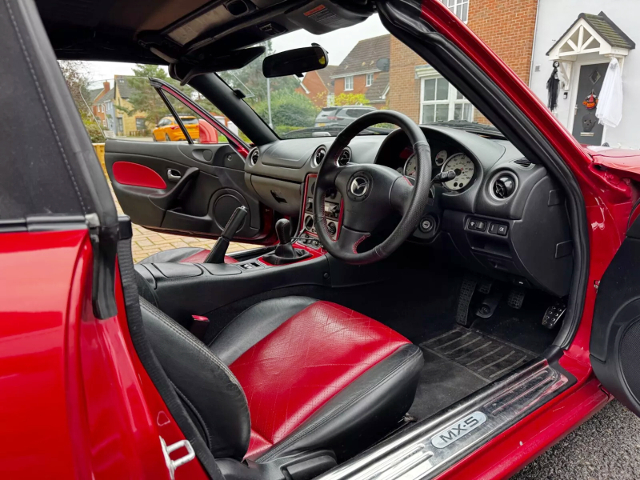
[138,294,424,463]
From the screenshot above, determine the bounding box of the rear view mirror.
[263,44,328,78]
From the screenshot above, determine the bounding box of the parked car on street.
[153,115,200,141]
[314,105,377,127]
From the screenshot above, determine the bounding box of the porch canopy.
[547,11,635,89]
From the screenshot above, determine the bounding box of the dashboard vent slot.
[248,147,260,166]
[338,148,351,166]
[491,172,518,200]
[311,145,327,168]
[513,158,533,169]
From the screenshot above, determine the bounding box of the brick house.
[297,65,337,108]
[388,0,539,123]
[331,34,390,109]
[113,75,148,136]
[90,81,111,128]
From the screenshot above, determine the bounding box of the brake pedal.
[478,278,493,295]
[542,301,566,329]
[456,273,477,327]
[507,287,526,309]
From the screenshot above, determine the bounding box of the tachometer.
[403,154,418,177]
[441,153,475,191]
[435,150,448,166]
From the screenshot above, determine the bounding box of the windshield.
[217,15,500,140]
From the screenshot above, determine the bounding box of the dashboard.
[244,125,573,298]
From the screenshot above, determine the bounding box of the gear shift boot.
[262,219,312,265]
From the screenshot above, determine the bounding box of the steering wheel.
[314,111,432,265]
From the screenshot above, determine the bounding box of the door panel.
[591,215,640,415]
[106,140,271,242]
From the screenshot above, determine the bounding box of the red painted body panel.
[112,161,167,189]
[0,230,208,479]
[229,301,411,459]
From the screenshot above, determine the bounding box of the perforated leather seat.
[139,295,423,463]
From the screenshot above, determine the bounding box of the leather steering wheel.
[314,111,432,265]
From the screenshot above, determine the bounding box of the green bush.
[252,91,318,131]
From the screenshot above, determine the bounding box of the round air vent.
[248,147,260,166]
[338,147,351,166]
[311,145,327,168]
[490,172,518,200]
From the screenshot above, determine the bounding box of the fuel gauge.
[435,150,448,166]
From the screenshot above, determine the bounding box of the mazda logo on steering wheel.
[350,176,369,197]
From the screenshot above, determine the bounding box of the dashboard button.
[489,223,499,234]
[497,224,508,236]
[476,220,486,231]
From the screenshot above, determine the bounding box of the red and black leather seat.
[139,295,424,462]
[138,247,236,264]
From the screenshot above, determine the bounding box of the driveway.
[512,400,640,479]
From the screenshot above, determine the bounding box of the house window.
[420,76,473,124]
[442,0,469,23]
[344,76,354,91]
[365,73,374,87]
[136,118,146,130]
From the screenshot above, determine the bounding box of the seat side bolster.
[139,297,251,460]
[209,296,318,365]
[256,343,424,462]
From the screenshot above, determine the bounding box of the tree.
[124,64,172,128]
[219,40,300,105]
[58,61,104,142]
[252,91,317,135]
[334,92,370,106]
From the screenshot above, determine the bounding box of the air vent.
[248,147,260,166]
[311,146,327,168]
[338,148,351,166]
[513,158,533,169]
[491,172,518,200]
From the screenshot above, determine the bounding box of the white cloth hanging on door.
[596,58,623,128]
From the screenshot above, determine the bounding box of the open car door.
[105,79,273,243]
[591,212,640,414]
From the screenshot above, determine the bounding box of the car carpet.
[408,327,535,420]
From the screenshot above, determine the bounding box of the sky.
[86,14,387,87]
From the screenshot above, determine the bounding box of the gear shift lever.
[273,218,296,259]
[261,218,312,265]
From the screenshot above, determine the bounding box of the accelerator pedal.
[507,287,526,309]
[542,301,567,330]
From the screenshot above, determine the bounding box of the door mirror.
[263,45,329,78]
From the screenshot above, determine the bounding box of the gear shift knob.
[275,218,292,245]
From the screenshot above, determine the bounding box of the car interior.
[37,0,580,478]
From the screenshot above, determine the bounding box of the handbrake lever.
[204,206,248,264]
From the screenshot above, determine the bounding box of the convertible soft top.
[37,0,372,64]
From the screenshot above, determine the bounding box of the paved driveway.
[512,400,640,479]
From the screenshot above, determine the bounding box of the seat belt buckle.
[190,315,210,340]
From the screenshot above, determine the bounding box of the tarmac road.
[512,400,640,479]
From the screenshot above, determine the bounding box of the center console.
[297,174,343,249]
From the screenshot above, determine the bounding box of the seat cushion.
[138,246,237,264]
[209,298,424,461]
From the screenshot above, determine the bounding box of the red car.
[3,0,640,479]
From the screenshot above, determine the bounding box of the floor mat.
[423,327,535,381]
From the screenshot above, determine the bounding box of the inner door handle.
[167,169,182,181]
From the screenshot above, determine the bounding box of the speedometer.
[441,153,475,191]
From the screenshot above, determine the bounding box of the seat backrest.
[138,296,250,460]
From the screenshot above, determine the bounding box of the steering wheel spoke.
[390,176,414,215]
